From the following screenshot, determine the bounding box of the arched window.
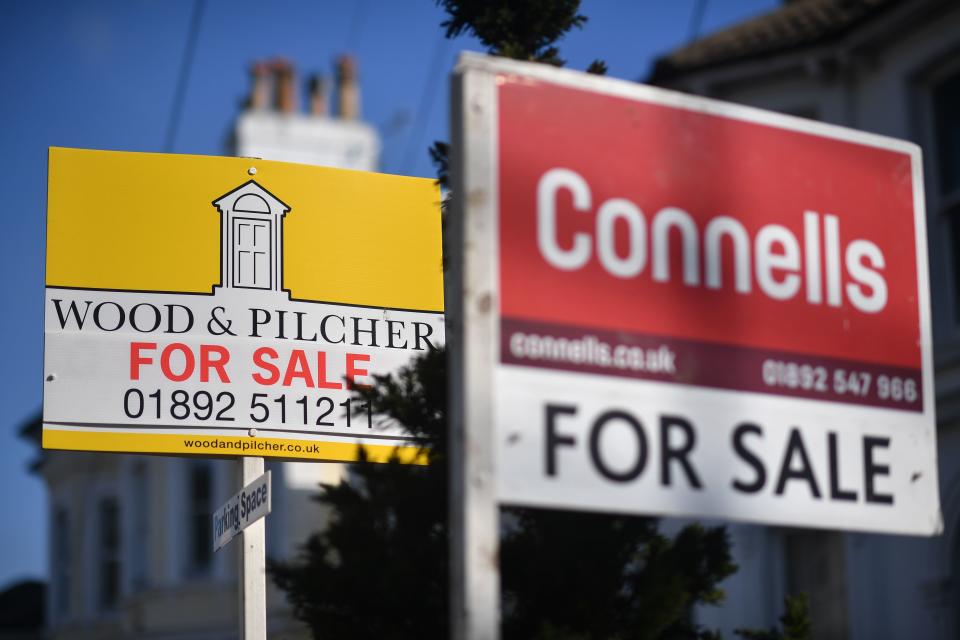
[234,193,270,214]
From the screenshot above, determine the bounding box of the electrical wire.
[688,0,708,43]
[400,35,451,175]
[164,0,206,153]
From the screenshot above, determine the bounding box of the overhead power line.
[688,0,708,43]
[164,0,206,153]
[401,36,451,175]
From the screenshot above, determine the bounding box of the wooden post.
[449,61,501,640]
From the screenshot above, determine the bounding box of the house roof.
[648,0,903,84]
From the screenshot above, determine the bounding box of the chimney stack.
[249,61,271,110]
[336,55,360,120]
[273,58,297,114]
[246,56,362,119]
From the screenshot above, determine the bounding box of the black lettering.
[588,410,647,483]
[165,304,194,334]
[828,432,857,502]
[320,315,345,344]
[413,322,436,351]
[351,317,379,347]
[659,415,702,489]
[295,311,318,341]
[52,299,91,329]
[276,309,287,339]
[545,404,577,476]
[731,423,766,493]
[129,303,162,333]
[864,436,894,505]
[387,320,408,349]
[93,301,125,331]
[250,308,270,338]
[775,428,821,499]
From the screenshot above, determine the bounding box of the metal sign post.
[239,456,267,640]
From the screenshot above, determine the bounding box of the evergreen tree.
[271,2,811,638]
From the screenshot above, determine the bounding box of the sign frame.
[42,147,444,464]
[449,52,940,639]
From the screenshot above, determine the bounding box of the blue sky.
[0,0,777,589]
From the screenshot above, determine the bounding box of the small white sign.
[213,471,272,552]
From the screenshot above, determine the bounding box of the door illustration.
[211,180,290,295]
[233,217,272,289]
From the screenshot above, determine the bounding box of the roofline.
[647,0,951,87]
[211,179,291,211]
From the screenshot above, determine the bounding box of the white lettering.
[537,168,592,270]
[845,240,887,313]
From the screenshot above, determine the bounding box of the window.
[52,507,70,617]
[98,498,121,611]
[130,464,149,590]
[934,72,960,196]
[933,71,960,323]
[188,462,213,575]
[784,530,848,638]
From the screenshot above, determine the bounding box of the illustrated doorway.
[232,217,273,289]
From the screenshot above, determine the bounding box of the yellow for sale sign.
[43,147,443,463]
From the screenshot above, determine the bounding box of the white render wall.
[235,111,380,172]
[660,3,960,638]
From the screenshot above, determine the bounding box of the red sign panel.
[498,80,922,411]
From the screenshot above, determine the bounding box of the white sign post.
[450,52,942,639]
[212,464,272,640]
[239,458,267,640]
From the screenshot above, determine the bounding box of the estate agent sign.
[44,147,444,463]
[451,53,940,545]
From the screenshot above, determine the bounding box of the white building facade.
[649,1,960,638]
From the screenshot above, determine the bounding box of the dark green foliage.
[735,595,811,640]
[438,0,586,65]
[270,349,449,640]
[272,349,742,639]
[429,140,450,190]
[586,59,607,75]
[502,511,736,640]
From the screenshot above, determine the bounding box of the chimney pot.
[336,55,360,120]
[272,58,297,114]
[308,74,329,117]
[249,60,272,110]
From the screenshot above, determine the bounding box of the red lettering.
[252,347,280,385]
[346,353,371,389]
[282,350,315,387]
[199,344,231,383]
[315,352,343,390]
[130,342,156,380]
[160,343,195,382]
